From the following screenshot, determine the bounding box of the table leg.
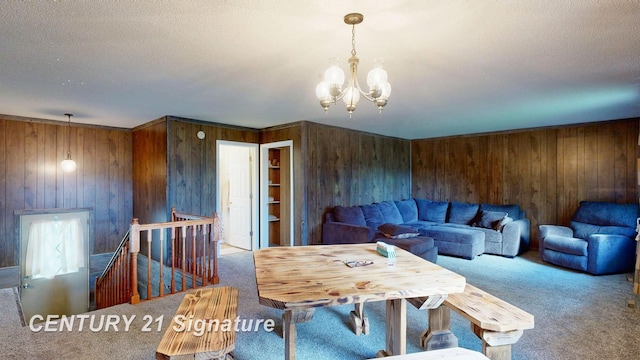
[377,298,406,357]
[283,310,296,360]
[282,308,315,360]
[350,302,370,335]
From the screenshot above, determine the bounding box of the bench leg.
[421,305,458,350]
[472,324,523,360]
[350,302,370,336]
[282,308,315,360]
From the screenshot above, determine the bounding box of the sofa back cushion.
[572,201,639,228]
[395,199,418,222]
[361,203,385,229]
[448,202,480,225]
[415,199,449,223]
[571,221,637,240]
[333,206,367,227]
[379,201,404,224]
[480,203,523,221]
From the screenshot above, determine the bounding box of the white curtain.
[25,218,85,279]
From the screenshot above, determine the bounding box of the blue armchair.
[539,201,639,275]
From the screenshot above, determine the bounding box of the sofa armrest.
[322,221,373,245]
[507,218,530,254]
[500,221,522,257]
[539,224,573,247]
[587,234,637,275]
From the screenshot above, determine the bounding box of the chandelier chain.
[66,114,72,156]
[351,24,357,57]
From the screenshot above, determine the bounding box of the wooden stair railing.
[130,211,220,304]
[96,210,220,309]
[95,230,132,309]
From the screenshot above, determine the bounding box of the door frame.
[260,140,294,248]
[216,140,260,251]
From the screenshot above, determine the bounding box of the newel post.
[130,218,141,305]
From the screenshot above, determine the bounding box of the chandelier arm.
[353,76,376,102]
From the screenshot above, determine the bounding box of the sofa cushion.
[361,203,385,229]
[572,201,639,228]
[474,228,502,243]
[473,210,507,230]
[544,235,588,256]
[395,199,418,222]
[480,203,522,220]
[571,221,637,240]
[415,199,449,223]
[333,206,367,227]
[448,202,480,225]
[379,201,404,224]
[379,223,420,239]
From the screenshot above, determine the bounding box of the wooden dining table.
[253,243,466,359]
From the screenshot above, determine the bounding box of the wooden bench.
[409,284,534,360]
[156,286,238,360]
[369,347,490,359]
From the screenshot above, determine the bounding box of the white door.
[218,142,258,251]
[19,210,90,323]
[227,150,252,250]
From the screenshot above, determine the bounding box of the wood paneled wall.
[0,115,132,267]
[167,117,260,218]
[411,118,639,249]
[261,121,412,246]
[133,116,260,225]
[304,122,411,246]
[132,119,168,224]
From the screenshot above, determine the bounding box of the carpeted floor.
[1,249,640,359]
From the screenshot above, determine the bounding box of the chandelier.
[315,13,391,117]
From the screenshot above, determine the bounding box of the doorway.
[217,141,259,251]
[17,208,91,324]
[260,140,294,248]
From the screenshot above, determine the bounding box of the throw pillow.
[378,223,420,239]
[498,215,514,230]
[473,210,507,229]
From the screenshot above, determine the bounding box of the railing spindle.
[146,229,152,301]
[181,226,187,292]
[159,229,164,297]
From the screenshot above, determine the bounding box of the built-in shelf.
[267,146,290,247]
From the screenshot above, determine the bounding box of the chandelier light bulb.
[380,81,392,99]
[323,59,345,88]
[343,86,360,116]
[366,58,388,95]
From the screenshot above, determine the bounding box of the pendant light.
[60,113,77,173]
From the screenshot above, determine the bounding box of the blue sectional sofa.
[323,198,530,259]
[539,201,639,275]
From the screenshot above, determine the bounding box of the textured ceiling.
[1,1,639,139]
